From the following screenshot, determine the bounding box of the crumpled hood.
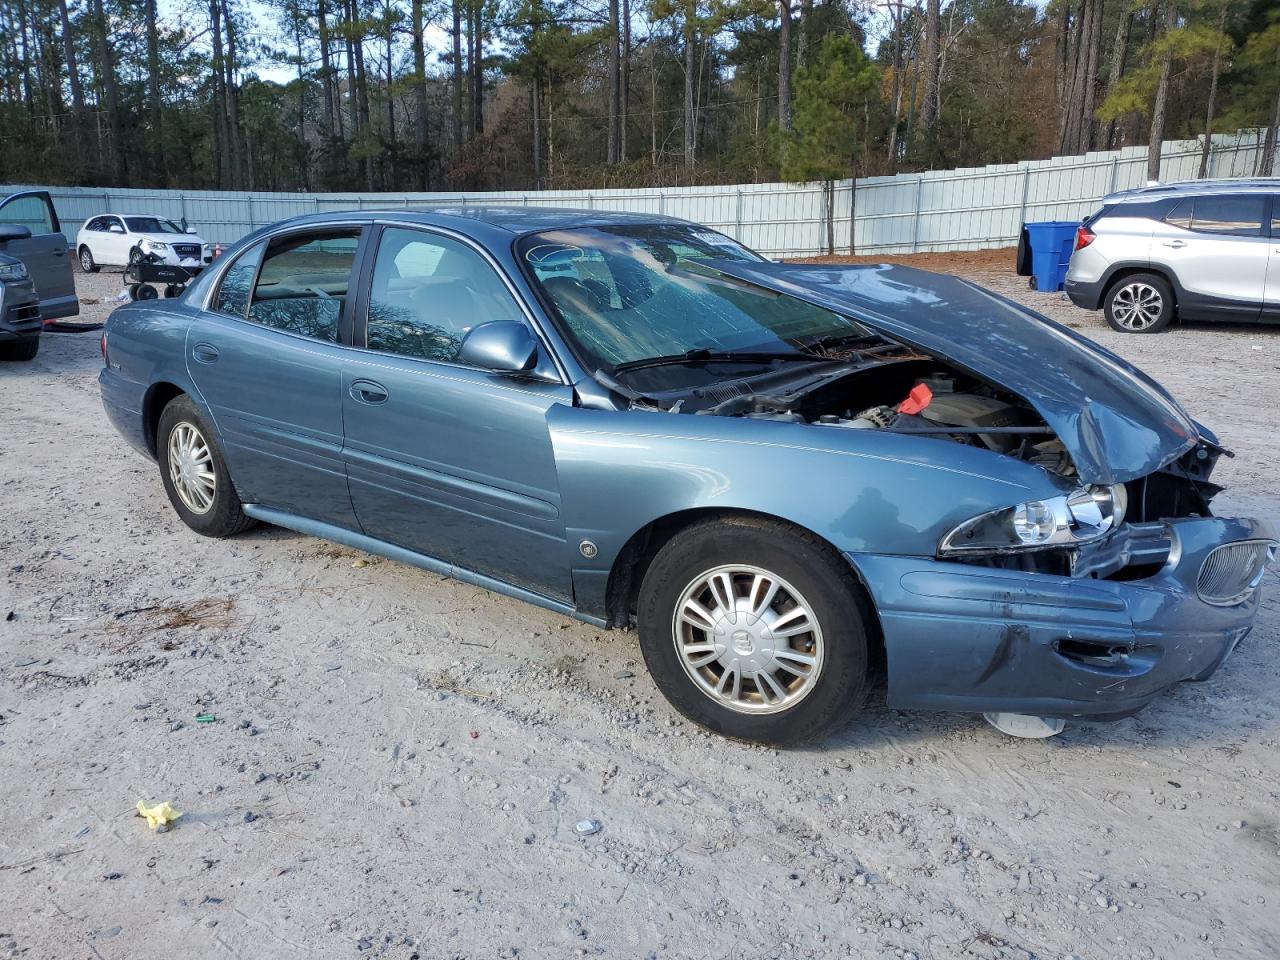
[707,260,1201,484]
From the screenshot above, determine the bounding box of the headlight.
[940,484,1126,555]
[144,240,169,252]
[0,261,28,281]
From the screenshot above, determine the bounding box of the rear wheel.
[0,338,39,361]
[156,395,257,538]
[1104,273,1174,333]
[78,246,99,273]
[637,516,870,745]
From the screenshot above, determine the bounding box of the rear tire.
[0,338,39,361]
[1104,273,1174,333]
[637,516,871,745]
[156,394,257,538]
[78,246,100,273]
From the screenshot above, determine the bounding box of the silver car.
[1065,179,1279,332]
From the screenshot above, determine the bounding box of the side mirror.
[0,224,32,244]
[458,320,538,373]
[186,228,198,235]
[109,224,125,234]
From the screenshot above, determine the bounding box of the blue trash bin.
[1023,221,1079,292]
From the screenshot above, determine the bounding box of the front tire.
[78,246,100,273]
[156,395,256,538]
[0,338,39,361]
[637,516,871,745]
[1104,273,1174,333]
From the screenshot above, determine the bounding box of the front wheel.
[0,338,39,361]
[156,395,257,538]
[637,516,871,745]
[1104,273,1174,333]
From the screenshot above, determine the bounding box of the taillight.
[1075,225,1096,251]
[100,330,108,363]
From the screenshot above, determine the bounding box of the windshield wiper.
[613,347,824,374]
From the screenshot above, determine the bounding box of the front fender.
[549,406,1066,617]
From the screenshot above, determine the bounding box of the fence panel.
[4,129,1273,259]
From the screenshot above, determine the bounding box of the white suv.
[1065,179,1279,332]
[76,215,212,273]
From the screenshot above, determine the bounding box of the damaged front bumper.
[848,516,1276,719]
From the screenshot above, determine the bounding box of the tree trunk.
[1258,46,1280,177]
[220,0,244,188]
[294,20,308,189]
[385,14,396,189]
[886,3,905,169]
[1197,2,1227,179]
[777,0,792,131]
[411,0,429,187]
[683,2,695,167]
[621,0,630,162]
[1056,0,1082,152]
[920,0,940,144]
[451,0,464,157]
[90,0,124,182]
[1078,0,1104,152]
[56,0,89,180]
[349,0,374,190]
[1102,5,1131,149]
[470,0,484,136]
[1146,0,1175,181]
[210,0,229,187]
[318,0,337,142]
[607,0,620,164]
[797,0,811,69]
[145,0,167,183]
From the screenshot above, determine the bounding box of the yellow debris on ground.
[135,799,182,831]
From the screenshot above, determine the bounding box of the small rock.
[574,819,602,836]
[613,670,635,679]
[243,811,258,823]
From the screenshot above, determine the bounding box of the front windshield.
[517,225,871,374]
[125,216,184,234]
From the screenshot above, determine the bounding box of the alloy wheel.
[167,421,216,514]
[1111,282,1164,331]
[80,248,93,271]
[672,564,824,714]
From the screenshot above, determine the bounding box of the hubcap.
[1111,282,1163,330]
[167,421,216,514]
[80,249,91,270]
[673,564,824,715]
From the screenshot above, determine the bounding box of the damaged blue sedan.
[99,208,1276,744]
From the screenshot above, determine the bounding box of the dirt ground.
[2,257,1278,960]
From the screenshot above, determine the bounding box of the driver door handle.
[1162,240,1187,248]
[349,379,388,405]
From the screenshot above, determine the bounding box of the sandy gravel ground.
[1,259,1278,960]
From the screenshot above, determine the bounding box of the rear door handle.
[1163,240,1187,248]
[192,342,219,363]
[52,248,66,256]
[349,379,388,405]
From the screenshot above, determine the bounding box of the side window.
[1271,197,1279,237]
[1164,198,1192,230]
[247,231,360,342]
[365,227,524,363]
[0,194,56,235]
[1189,194,1266,237]
[213,240,266,318]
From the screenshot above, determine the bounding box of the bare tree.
[1146,0,1175,181]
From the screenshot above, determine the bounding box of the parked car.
[0,251,43,361]
[1066,178,1280,332]
[0,189,79,324]
[99,209,1275,744]
[76,214,212,273]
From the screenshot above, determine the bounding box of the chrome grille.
[174,243,201,258]
[1196,540,1275,606]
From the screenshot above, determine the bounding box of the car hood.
[706,261,1201,484]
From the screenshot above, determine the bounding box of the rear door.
[187,226,368,529]
[0,190,77,319]
[1151,193,1268,321]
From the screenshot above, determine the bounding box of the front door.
[1152,192,1268,322]
[341,225,574,601]
[186,228,367,529]
[0,191,77,319]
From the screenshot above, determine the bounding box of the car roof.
[256,205,695,238]
[1102,177,1279,204]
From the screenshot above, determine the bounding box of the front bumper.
[0,280,42,342]
[849,516,1274,719]
[1064,276,1105,310]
